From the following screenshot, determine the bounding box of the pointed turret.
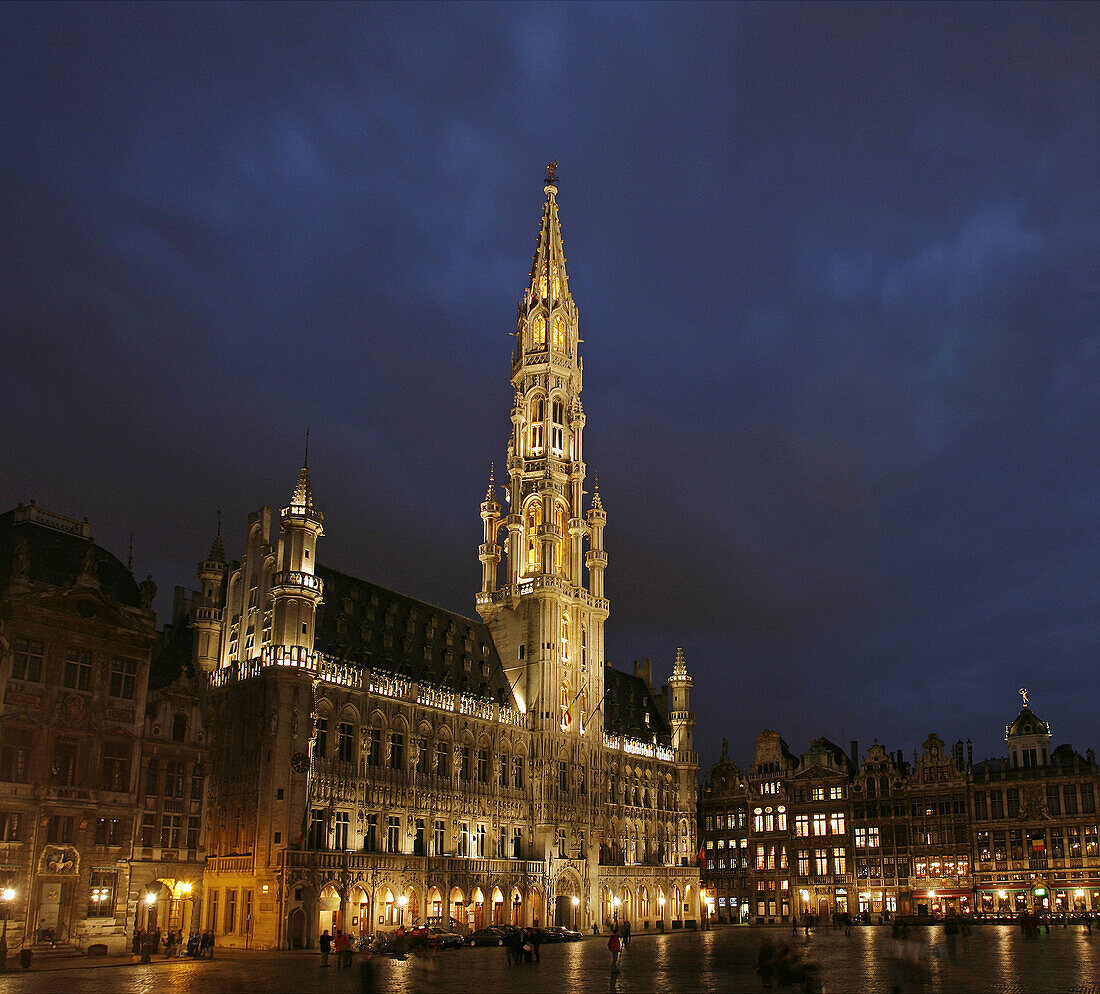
[192,516,228,673]
[479,464,502,594]
[271,458,324,651]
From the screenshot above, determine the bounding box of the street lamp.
[398,894,408,927]
[613,896,621,928]
[1,888,15,941]
[572,895,579,931]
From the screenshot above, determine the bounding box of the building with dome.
[194,167,702,949]
[701,695,1100,923]
[0,502,207,956]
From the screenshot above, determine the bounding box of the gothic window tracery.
[530,397,545,454]
[530,314,546,349]
[551,315,566,352]
[561,612,570,665]
[524,500,542,575]
[550,399,565,455]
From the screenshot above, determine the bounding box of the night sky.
[4,3,1100,772]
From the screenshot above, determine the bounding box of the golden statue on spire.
[1019,687,1029,707]
[545,160,558,185]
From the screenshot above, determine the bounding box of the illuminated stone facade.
[197,171,701,949]
[0,503,207,956]
[702,706,1100,923]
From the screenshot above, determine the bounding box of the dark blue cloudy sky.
[3,2,1099,769]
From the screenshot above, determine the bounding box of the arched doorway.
[620,886,633,927]
[510,887,523,926]
[319,885,341,935]
[470,887,485,930]
[554,873,581,928]
[491,887,505,925]
[139,880,173,932]
[426,887,443,924]
[349,884,370,937]
[529,885,543,928]
[286,907,306,949]
[449,887,465,931]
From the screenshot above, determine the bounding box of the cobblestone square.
[5,924,1100,993]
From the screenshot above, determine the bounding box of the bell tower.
[476,162,608,741]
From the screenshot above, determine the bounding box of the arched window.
[552,315,566,352]
[530,397,545,454]
[524,501,542,574]
[550,400,565,456]
[530,314,546,349]
[557,503,570,577]
[580,624,587,669]
[561,612,570,664]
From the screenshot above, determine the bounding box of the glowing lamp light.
[180,882,192,895]
[613,897,621,908]
[928,890,936,899]
[572,896,580,907]
[800,889,810,901]
[398,895,408,907]
[262,884,269,893]
[997,890,1008,899]
[1075,889,1085,898]
[144,892,157,906]
[1,888,14,902]
[1034,887,1047,897]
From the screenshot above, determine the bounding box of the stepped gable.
[314,563,515,706]
[603,664,671,745]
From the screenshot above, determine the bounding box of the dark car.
[531,926,563,943]
[467,927,508,947]
[405,925,463,949]
[543,926,583,942]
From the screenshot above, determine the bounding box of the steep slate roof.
[603,665,671,745]
[314,564,516,706]
[0,504,141,607]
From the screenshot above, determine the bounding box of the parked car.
[531,926,564,943]
[467,926,508,946]
[408,925,464,949]
[543,926,583,942]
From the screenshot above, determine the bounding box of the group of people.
[505,926,542,965]
[319,929,356,967]
[131,927,215,960]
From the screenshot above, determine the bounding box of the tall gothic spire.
[525,160,572,311]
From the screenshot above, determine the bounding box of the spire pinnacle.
[674,647,687,677]
[485,463,496,503]
[304,426,310,468]
[591,474,603,511]
[206,511,226,563]
[292,462,313,509]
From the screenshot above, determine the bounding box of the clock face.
[291,752,309,774]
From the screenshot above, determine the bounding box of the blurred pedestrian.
[608,931,622,972]
[320,929,332,966]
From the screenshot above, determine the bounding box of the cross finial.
[545,160,558,185]
[1020,687,1029,707]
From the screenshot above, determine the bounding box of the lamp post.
[658,893,665,930]
[2,887,14,940]
[398,894,408,928]
[572,895,579,932]
[613,896,621,929]
[513,895,520,927]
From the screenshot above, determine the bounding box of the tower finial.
[485,463,496,503]
[304,426,310,468]
[1020,687,1029,707]
[545,160,558,186]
